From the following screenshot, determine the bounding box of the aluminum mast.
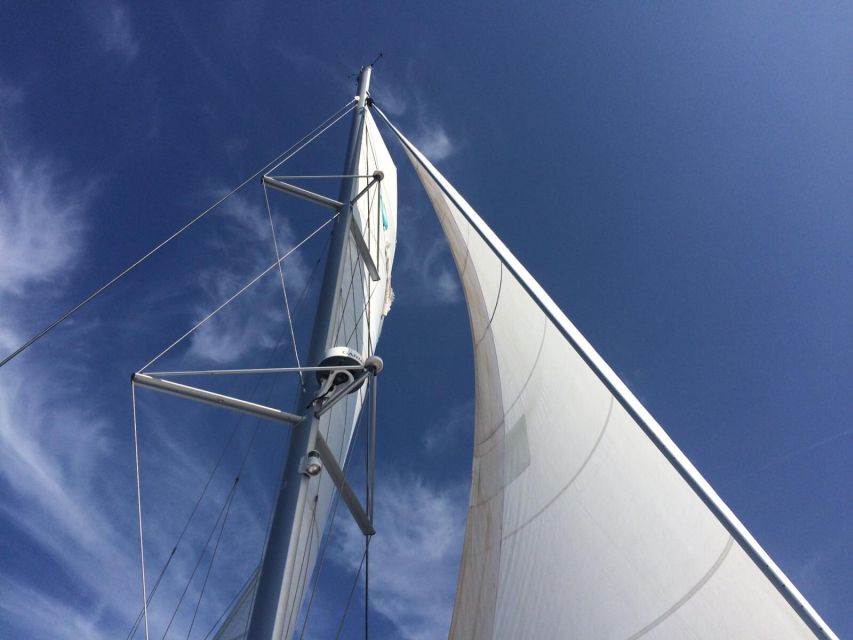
[246,65,372,640]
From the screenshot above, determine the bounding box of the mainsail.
[373,107,837,639]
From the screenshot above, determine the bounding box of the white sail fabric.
[217,111,397,640]
[387,120,836,639]
[212,570,259,640]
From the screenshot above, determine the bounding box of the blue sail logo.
[379,194,389,230]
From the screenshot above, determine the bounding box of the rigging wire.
[234,238,332,640]
[139,213,339,373]
[126,248,325,640]
[185,481,237,640]
[184,403,273,640]
[147,341,295,639]
[334,549,368,640]
[282,496,321,635]
[296,492,344,640]
[192,245,331,640]
[263,183,304,388]
[160,479,240,640]
[125,422,240,640]
[0,99,355,372]
[132,384,151,640]
[200,567,258,640]
[364,376,371,640]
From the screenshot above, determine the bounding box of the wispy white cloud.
[372,73,458,161]
[0,79,24,110]
[397,219,462,306]
[0,576,107,640]
[330,473,467,640]
[82,0,140,61]
[275,45,352,93]
[0,87,140,639]
[371,83,408,117]
[0,159,87,297]
[422,398,474,452]
[184,190,311,365]
[413,124,455,162]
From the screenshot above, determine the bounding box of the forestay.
[215,110,397,640]
[375,109,837,639]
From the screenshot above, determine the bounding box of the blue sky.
[0,2,850,639]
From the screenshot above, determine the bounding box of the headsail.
[373,107,837,640]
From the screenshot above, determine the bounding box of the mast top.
[356,65,372,111]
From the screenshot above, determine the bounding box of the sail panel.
[387,116,836,639]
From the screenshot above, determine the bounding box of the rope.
[184,405,268,639]
[262,183,304,388]
[334,549,367,640]
[200,567,258,640]
[131,385,151,640]
[364,537,370,640]
[125,420,241,640]
[160,479,240,640]
[0,100,356,372]
[185,479,238,640]
[139,213,338,372]
[364,382,370,640]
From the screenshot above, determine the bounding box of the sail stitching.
[625,536,735,640]
[332,236,360,345]
[436,201,505,639]
[490,395,615,550]
[470,319,548,453]
[474,262,503,347]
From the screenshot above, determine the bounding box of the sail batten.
[372,105,837,640]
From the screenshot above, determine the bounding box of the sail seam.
[625,536,735,640]
[493,395,614,549]
[475,263,503,347]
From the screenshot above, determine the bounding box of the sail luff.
[371,104,837,640]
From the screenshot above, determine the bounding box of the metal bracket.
[132,373,303,426]
[262,176,343,210]
[262,175,380,282]
[349,170,383,206]
[313,370,369,417]
[314,433,374,536]
[349,221,380,282]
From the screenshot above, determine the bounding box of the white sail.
[372,109,837,640]
[216,110,397,639]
